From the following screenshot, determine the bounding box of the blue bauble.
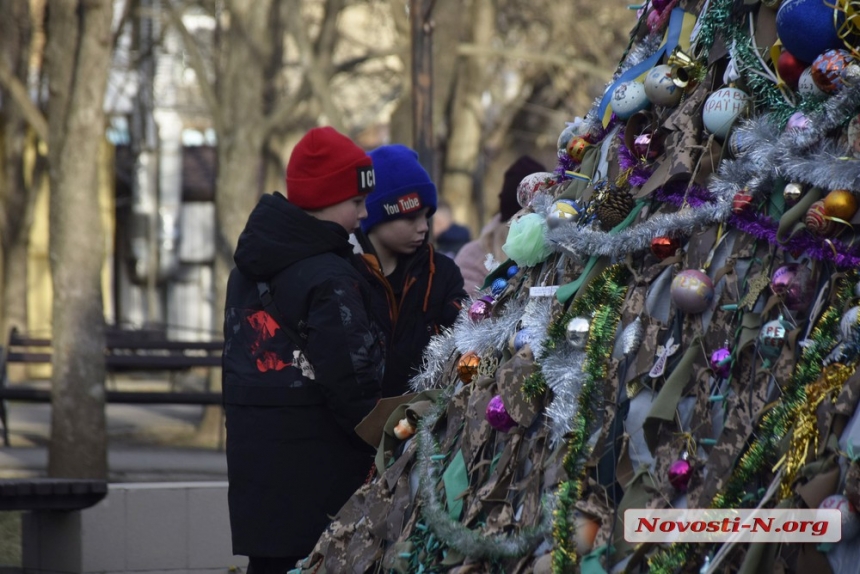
[506,265,519,279]
[491,278,508,297]
[514,329,532,352]
[776,0,844,64]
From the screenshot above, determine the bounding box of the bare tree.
[44,0,114,478]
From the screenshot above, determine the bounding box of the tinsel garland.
[550,265,629,574]
[414,387,552,559]
[648,273,856,573]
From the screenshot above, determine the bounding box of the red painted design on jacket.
[247,310,291,372]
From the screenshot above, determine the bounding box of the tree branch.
[456,43,610,80]
[0,56,49,143]
[164,0,222,132]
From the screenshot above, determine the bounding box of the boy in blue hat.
[354,144,467,397]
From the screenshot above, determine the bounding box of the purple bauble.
[633,133,661,160]
[668,458,693,492]
[786,111,811,131]
[770,264,814,311]
[468,298,492,322]
[486,395,517,433]
[670,269,715,314]
[709,347,732,378]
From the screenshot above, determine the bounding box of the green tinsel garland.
[649,272,857,573]
[550,265,630,574]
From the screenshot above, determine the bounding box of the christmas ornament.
[819,494,860,540]
[566,136,591,163]
[843,64,860,87]
[478,351,501,377]
[770,264,815,311]
[632,132,662,160]
[798,67,827,98]
[805,200,837,236]
[668,456,693,492]
[546,199,582,229]
[516,172,555,209]
[468,297,493,322]
[709,347,732,378]
[811,49,856,93]
[557,123,579,152]
[649,336,680,378]
[595,185,635,230]
[823,189,858,220]
[393,418,416,440]
[776,0,844,64]
[621,317,644,356]
[565,317,590,349]
[702,86,749,139]
[457,351,481,383]
[491,278,508,297]
[506,265,519,279]
[786,111,812,130]
[732,190,754,213]
[666,47,701,89]
[777,50,809,89]
[513,328,532,352]
[573,512,600,555]
[727,129,752,157]
[644,64,684,106]
[783,182,804,204]
[610,81,651,120]
[759,317,788,358]
[650,236,680,260]
[486,395,517,433]
[503,213,553,266]
[670,269,715,314]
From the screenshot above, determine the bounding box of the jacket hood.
[233,192,353,280]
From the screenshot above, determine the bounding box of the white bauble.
[643,65,683,107]
[798,67,826,98]
[611,81,651,119]
[702,87,749,139]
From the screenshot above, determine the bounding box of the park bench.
[0,326,224,446]
[0,478,107,511]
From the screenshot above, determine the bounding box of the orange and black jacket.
[354,230,466,397]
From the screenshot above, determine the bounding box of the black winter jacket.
[223,193,384,558]
[354,231,466,397]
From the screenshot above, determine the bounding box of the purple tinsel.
[617,136,654,188]
[652,180,715,208]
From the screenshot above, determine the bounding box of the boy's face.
[371,207,431,255]
[311,195,368,232]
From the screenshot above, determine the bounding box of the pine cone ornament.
[595,184,635,230]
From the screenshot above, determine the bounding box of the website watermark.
[624,508,842,543]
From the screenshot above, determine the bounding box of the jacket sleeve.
[453,239,489,299]
[302,276,383,432]
[435,254,468,330]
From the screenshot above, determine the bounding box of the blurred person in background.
[454,155,546,297]
[354,144,467,397]
[432,200,471,258]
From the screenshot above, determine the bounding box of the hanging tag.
[529,286,559,298]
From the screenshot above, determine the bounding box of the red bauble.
[650,236,680,260]
[776,50,808,90]
[668,458,693,492]
[805,200,837,237]
[732,190,754,213]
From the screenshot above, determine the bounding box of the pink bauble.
[709,347,732,378]
[820,494,860,540]
[633,133,662,160]
[670,269,715,314]
[668,459,693,492]
[468,297,493,322]
[770,264,815,310]
[486,395,517,432]
[786,111,812,130]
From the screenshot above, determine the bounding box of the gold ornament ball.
[457,352,481,383]
[783,182,804,205]
[823,189,858,220]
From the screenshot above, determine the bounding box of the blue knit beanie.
[361,144,437,233]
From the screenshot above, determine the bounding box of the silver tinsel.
[519,298,553,360]
[542,344,587,447]
[409,328,458,392]
[452,297,527,356]
[621,316,644,356]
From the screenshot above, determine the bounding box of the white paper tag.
[529,286,559,297]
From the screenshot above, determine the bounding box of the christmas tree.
[298,0,860,571]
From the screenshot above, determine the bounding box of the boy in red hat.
[222,127,385,573]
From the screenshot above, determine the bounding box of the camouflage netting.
[297,0,860,571]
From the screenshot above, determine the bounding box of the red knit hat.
[286,127,376,210]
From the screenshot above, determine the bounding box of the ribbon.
[598,8,699,126]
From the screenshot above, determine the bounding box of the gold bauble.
[823,189,858,220]
[783,182,803,205]
[457,351,481,383]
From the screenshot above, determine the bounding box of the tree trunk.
[439,0,494,233]
[45,0,113,479]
